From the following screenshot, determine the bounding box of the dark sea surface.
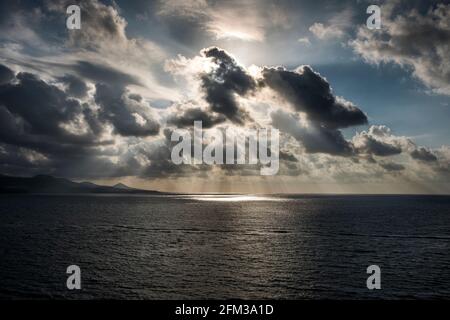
[0,194,450,299]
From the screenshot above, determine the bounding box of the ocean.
[0,194,449,299]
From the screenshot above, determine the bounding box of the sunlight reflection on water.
[1,195,450,299]
[185,195,284,202]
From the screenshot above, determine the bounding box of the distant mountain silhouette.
[113,182,134,190]
[0,174,162,194]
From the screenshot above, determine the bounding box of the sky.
[0,0,449,194]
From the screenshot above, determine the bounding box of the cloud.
[411,147,438,162]
[379,161,405,172]
[71,61,142,87]
[308,8,353,40]
[0,64,164,178]
[0,71,86,139]
[271,112,411,163]
[297,37,311,46]
[200,47,256,124]
[157,0,291,42]
[94,83,160,137]
[167,106,226,129]
[58,74,89,98]
[166,47,257,125]
[279,150,298,162]
[0,0,448,194]
[0,68,125,178]
[434,146,450,174]
[0,64,14,85]
[0,143,50,176]
[352,125,412,158]
[309,23,344,39]
[271,109,354,156]
[261,65,368,129]
[138,128,212,178]
[0,0,175,105]
[167,47,367,132]
[353,133,402,157]
[166,48,372,160]
[46,0,129,50]
[0,1,45,48]
[351,2,450,95]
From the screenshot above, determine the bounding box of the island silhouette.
[0,174,162,194]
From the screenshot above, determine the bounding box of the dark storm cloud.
[271,108,404,158]
[0,72,83,138]
[271,109,354,156]
[355,134,402,157]
[379,162,405,172]
[58,74,89,98]
[161,14,211,48]
[0,64,15,85]
[411,147,438,162]
[362,154,377,164]
[0,66,161,179]
[351,2,450,95]
[167,107,226,129]
[94,83,160,137]
[154,0,234,49]
[279,150,298,162]
[47,154,138,179]
[128,93,143,102]
[44,0,130,49]
[174,47,368,157]
[0,143,50,177]
[1,0,446,186]
[0,145,138,179]
[171,46,368,142]
[0,1,201,180]
[0,103,103,158]
[301,126,353,156]
[200,47,256,125]
[138,128,212,178]
[0,69,123,179]
[261,66,368,129]
[139,143,182,178]
[72,61,142,86]
[81,104,103,136]
[0,73,110,158]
